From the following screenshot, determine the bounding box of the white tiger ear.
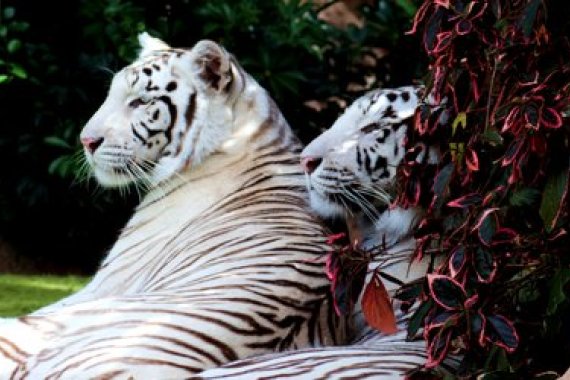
[138,32,170,58]
[191,40,232,93]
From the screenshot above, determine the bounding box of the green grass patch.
[0,274,89,317]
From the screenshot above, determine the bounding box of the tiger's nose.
[301,156,323,174]
[80,137,104,153]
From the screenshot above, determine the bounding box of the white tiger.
[194,86,458,379]
[0,34,347,379]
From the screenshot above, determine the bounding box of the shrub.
[403,1,570,376]
[328,0,569,377]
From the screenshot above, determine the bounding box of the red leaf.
[406,1,431,35]
[472,208,499,246]
[502,107,520,133]
[455,19,472,35]
[447,193,482,208]
[464,294,479,309]
[476,311,487,347]
[540,107,562,129]
[433,31,453,54]
[483,185,506,206]
[423,9,444,53]
[524,104,539,129]
[326,232,346,245]
[433,163,454,198]
[470,72,481,102]
[325,253,338,282]
[491,227,518,246]
[361,274,398,335]
[473,247,497,283]
[502,138,524,167]
[449,245,467,277]
[529,134,547,155]
[483,314,520,353]
[465,148,479,172]
[425,326,453,368]
[427,274,466,311]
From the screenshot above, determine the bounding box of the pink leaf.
[465,148,480,172]
[447,193,482,208]
[449,245,467,278]
[491,228,518,246]
[425,326,453,368]
[472,208,500,246]
[427,274,466,311]
[540,107,562,129]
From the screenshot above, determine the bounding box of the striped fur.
[0,34,345,378]
[195,229,459,380]
[193,87,457,378]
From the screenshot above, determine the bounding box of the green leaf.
[451,112,467,137]
[433,163,454,198]
[427,274,466,311]
[509,187,540,207]
[479,372,519,380]
[449,245,466,277]
[518,0,542,38]
[539,168,569,232]
[48,154,79,178]
[10,21,29,33]
[44,136,72,150]
[474,208,499,246]
[393,279,423,303]
[474,247,496,283]
[547,268,570,316]
[407,299,433,339]
[7,39,22,54]
[394,0,417,17]
[3,7,15,19]
[48,155,70,176]
[486,314,519,352]
[482,128,504,146]
[9,64,27,79]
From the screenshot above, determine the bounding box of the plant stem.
[485,58,499,133]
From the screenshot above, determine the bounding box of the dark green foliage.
[0,1,423,272]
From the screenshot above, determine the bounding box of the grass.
[0,274,89,317]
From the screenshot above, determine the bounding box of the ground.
[0,275,88,317]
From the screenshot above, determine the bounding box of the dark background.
[0,0,424,273]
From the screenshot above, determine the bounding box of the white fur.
[138,32,170,57]
[1,35,343,378]
[301,86,423,219]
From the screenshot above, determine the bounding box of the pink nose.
[301,156,322,174]
[80,137,104,153]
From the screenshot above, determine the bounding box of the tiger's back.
[194,86,460,379]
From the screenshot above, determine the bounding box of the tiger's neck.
[138,92,301,217]
[92,93,307,292]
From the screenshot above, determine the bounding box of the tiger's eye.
[360,122,380,133]
[129,98,148,108]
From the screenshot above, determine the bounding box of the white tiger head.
[301,86,437,219]
[80,33,249,187]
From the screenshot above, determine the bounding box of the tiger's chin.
[308,190,346,220]
[91,166,134,188]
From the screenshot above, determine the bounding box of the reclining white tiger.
[0,34,347,378]
[194,86,459,379]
